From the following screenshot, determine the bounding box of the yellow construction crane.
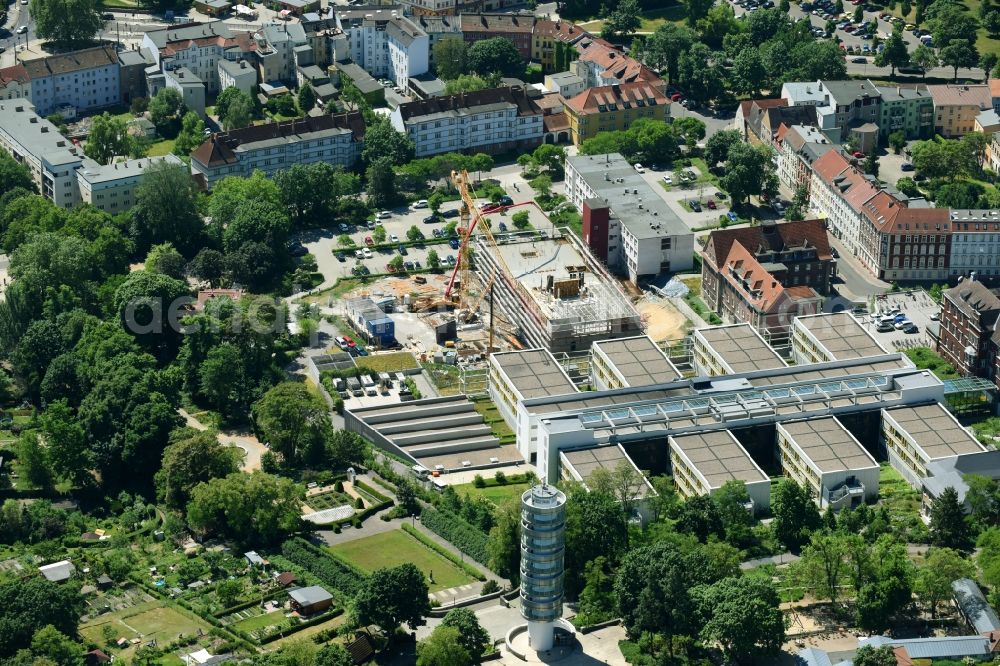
[446,169,519,352]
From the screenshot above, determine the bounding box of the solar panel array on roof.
[670,430,768,488]
[797,312,887,360]
[779,417,877,474]
[697,324,786,373]
[492,349,577,399]
[885,403,985,459]
[594,336,680,386]
[561,445,649,497]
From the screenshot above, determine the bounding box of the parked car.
[288,243,308,257]
[707,200,717,210]
[338,223,350,233]
[853,151,865,158]
[376,210,392,219]
[499,222,508,232]
[727,211,739,222]
[335,252,346,262]
[423,214,439,224]
[390,233,399,243]
[335,336,349,350]
[690,201,702,212]
[404,261,414,271]
[432,228,442,238]
[386,263,396,273]
[876,322,895,332]
[412,199,428,209]
[449,238,460,249]
[446,254,456,266]
[901,163,915,172]
[634,163,646,173]
[663,175,673,184]
[671,92,682,102]
[365,236,374,246]
[398,245,407,255]
[499,195,513,206]
[442,208,460,218]
[851,56,867,63]
[893,319,911,330]
[903,323,919,334]
[362,248,372,259]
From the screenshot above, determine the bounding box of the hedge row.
[280,537,367,598]
[354,480,391,504]
[257,608,345,645]
[401,524,485,581]
[419,506,489,566]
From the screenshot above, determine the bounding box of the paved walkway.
[177,408,267,471]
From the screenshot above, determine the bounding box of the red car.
[671,92,682,102]
[707,199,717,210]
[853,151,864,158]
[344,335,356,348]
[386,264,395,273]
[365,236,374,246]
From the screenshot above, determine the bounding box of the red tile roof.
[564,81,667,115]
[0,64,29,89]
[859,190,949,233]
[811,149,852,182]
[533,19,588,43]
[576,39,661,86]
[718,241,820,312]
[703,219,833,270]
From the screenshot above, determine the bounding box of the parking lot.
[635,164,736,231]
[863,289,939,351]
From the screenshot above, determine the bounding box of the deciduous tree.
[187,471,302,545]
[30,0,101,48]
[354,563,430,636]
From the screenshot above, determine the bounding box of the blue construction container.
[365,316,395,347]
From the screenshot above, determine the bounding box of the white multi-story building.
[808,149,878,263]
[948,210,1000,279]
[190,111,365,188]
[564,152,694,282]
[390,86,543,157]
[0,101,84,207]
[21,46,120,117]
[336,8,429,87]
[77,155,185,215]
[775,124,834,194]
[218,59,257,97]
[143,21,257,96]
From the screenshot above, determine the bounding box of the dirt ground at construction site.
[637,297,689,342]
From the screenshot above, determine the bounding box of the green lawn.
[81,600,210,646]
[904,347,961,380]
[576,4,686,32]
[330,529,476,592]
[885,0,998,62]
[355,352,419,373]
[878,464,922,520]
[457,480,531,505]
[146,138,176,157]
[232,609,290,634]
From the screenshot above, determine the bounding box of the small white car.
[634,163,645,173]
[390,233,399,243]
[16,25,27,34]
[376,210,392,219]
[662,175,673,184]
[362,248,372,259]
[412,199,428,209]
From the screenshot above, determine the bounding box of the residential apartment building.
[781,79,881,151]
[190,111,365,187]
[460,14,534,59]
[735,98,786,140]
[532,20,586,73]
[389,86,543,157]
[0,64,30,103]
[744,102,818,147]
[543,71,584,98]
[410,15,461,70]
[77,155,185,214]
[563,81,669,145]
[21,46,120,117]
[927,83,992,137]
[142,21,258,96]
[565,152,694,282]
[163,67,206,116]
[876,85,934,141]
[0,101,84,207]
[218,58,257,96]
[775,123,835,194]
[700,220,833,340]
[809,149,954,282]
[937,278,1000,382]
[573,37,662,91]
[336,9,430,87]
[949,210,1000,279]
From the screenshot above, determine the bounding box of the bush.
[420,506,490,565]
[335,481,344,492]
[473,474,486,488]
[354,497,364,510]
[494,471,506,485]
[481,580,499,595]
[280,538,367,597]
[511,211,530,229]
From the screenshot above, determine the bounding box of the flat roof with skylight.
[695,324,786,373]
[668,430,768,489]
[795,312,888,360]
[778,416,878,474]
[491,348,577,399]
[593,335,680,386]
[884,403,985,459]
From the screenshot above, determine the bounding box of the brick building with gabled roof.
[563,81,669,144]
[701,220,834,341]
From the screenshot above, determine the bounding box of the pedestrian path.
[429,582,483,607]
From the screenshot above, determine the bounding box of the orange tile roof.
[926,83,992,109]
[576,38,661,85]
[990,78,1000,98]
[811,149,852,182]
[859,191,949,233]
[564,81,666,115]
[703,219,833,270]
[719,241,819,312]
